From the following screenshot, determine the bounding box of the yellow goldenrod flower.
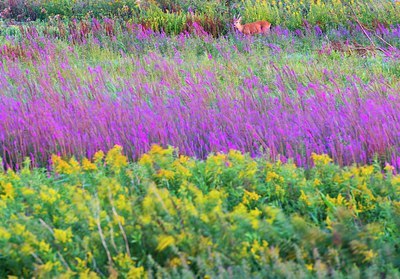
[142,194,155,212]
[250,240,269,261]
[208,153,227,165]
[200,213,210,223]
[115,194,130,212]
[33,204,43,215]
[75,257,88,271]
[205,153,229,176]
[313,178,322,187]
[360,165,374,176]
[250,240,262,260]
[299,190,312,206]
[20,243,34,255]
[266,162,273,170]
[156,235,175,251]
[168,257,182,268]
[237,241,250,258]
[79,269,100,279]
[139,153,153,166]
[156,169,175,180]
[174,163,192,178]
[7,170,20,181]
[362,249,377,262]
[88,217,97,231]
[0,182,14,200]
[326,193,348,207]
[336,193,347,206]
[127,266,145,279]
[264,205,279,224]
[391,175,400,187]
[113,253,134,269]
[149,144,173,156]
[333,174,343,184]
[243,190,260,205]
[311,153,332,166]
[40,187,60,204]
[113,214,125,226]
[13,223,26,235]
[250,207,262,218]
[93,150,105,164]
[357,183,376,201]
[0,227,11,240]
[38,240,51,253]
[36,261,55,275]
[266,171,284,183]
[52,154,73,174]
[140,214,152,225]
[228,149,245,163]
[232,203,248,217]
[250,209,262,229]
[208,189,224,201]
[105,145,128,173]
[54,228,73,244]
[57,270,77,279]
[178,155,191,164]
[325,215,333,230]
[69,157,81,174]
[21,187,35,196]
[239,161,258,179]
[82,157,97,171]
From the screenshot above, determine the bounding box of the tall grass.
[1,21,399,168]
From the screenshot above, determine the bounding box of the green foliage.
[40,0,138,19]
[138,5,187,34]
[1,0,399,35]
[1,145,399,277]
[240,0,399,31]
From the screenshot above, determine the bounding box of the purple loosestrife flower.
[1,29,400,169]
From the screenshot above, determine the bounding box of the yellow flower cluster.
[105,145,128,173]
[54,227,73,244]
[242,190,260,205]
[1,146,398,278]
[52,154,77,175]
[0,181,14,200]
[311,152,333,166]
[51,145,128,175]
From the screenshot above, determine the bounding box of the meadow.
[0,0,400,277]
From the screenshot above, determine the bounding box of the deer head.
[233,15,243,31]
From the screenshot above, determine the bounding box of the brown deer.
[233,16,271,35]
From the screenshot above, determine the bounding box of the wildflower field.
[0,0,400,277]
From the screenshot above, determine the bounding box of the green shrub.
[1,0,399,36]
[1,145,399,277]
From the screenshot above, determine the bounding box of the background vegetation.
[1,0,400,36]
